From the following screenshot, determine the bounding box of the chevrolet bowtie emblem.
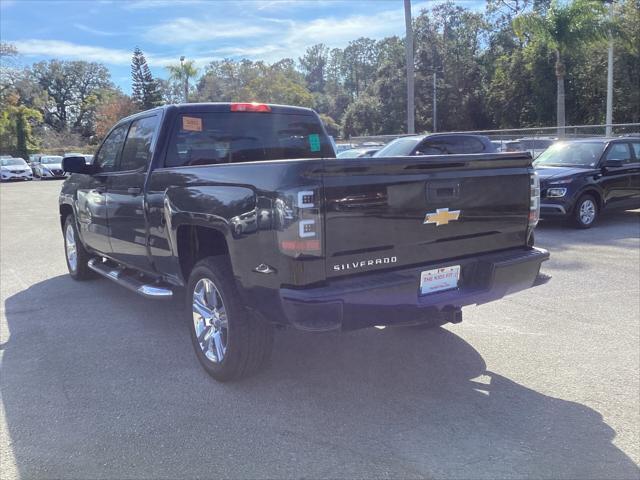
[424,208,461,226]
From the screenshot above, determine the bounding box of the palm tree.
[166,58,199,103]
[513,0,609,134]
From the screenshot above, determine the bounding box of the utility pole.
[605,0,614,136]
[180,55,188,103]
[404,0,415,134]
[433,71,437,133]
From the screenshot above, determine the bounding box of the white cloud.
[12,39,133,64]
[286,10,404,48]
[122,0,203,10]
[140,2,439,63]
[73,23,117,36]
[143,17,271,44]
[8,38,219,72]
[213,44,283,58]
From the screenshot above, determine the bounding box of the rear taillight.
[275,189,322,257]
[230,102,271,112]
[529,171,540,228]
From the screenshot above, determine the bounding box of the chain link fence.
[346,123,640,149]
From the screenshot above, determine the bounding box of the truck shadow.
[2,275,639,479]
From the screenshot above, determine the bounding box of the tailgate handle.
[428,181,461,201]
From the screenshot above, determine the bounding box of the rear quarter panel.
[146,160,325,290]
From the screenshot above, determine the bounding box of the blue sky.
[1,0,482,93]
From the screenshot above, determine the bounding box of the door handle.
[127,187,142,195]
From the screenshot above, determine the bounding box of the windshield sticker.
[308,133,321,152]
[182,116,203,132]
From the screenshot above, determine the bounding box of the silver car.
[1,157,33,181]
[33,155,66,179]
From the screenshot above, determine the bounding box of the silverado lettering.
[332,256,398,271]
[59,102,549,381]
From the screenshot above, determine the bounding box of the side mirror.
[603,158,625,168]
[63,156,92,174]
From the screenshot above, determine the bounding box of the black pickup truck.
[60,103,549,381]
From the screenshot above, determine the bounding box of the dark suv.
[535,138,640,228]
[374,134,496,157]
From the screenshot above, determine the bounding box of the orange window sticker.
[182,116,203,132]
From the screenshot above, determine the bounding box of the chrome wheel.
[192,278,228,363]
[65,223,78,272]
[579,199,596,225]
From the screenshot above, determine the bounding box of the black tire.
[571,194,598,229]
[63,214,94,280]
[186,256,274,381]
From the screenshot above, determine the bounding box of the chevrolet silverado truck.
[60,103,549,381]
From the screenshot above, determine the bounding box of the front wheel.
[63,215,94,280]
[187,256,273,381]
[572,194,598,229]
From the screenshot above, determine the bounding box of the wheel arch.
[576,188,603,211]
[176,224,231,283]
[59,203,74,232]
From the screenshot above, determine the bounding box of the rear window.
[417,136,489,155]
[165,112,333,167]
[373,138,421,157]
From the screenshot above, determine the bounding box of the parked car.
[33,155,66,179]
[506,137,556,158]
[60,102,548,381]
[335,143,355,153]
[1,157,33,181]
[535,138,640,228]
[336,147,380,158]
[491,140,507,152]
[373,133,497,157]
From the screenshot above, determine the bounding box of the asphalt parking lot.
[1,179,639,479]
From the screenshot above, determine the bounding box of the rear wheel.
[187,256,273,381]
[572,194,598,229]
[63,215,94,280]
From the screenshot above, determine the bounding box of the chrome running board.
[88,258,173,299]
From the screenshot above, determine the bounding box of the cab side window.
[94,124,128,173]
[120,116,159,172]
[606,143,632,164]
[631,143,640,161]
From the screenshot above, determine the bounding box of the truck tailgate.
[323,153,532,278]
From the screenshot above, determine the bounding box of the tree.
[131,47,162,109]
[166,59,199,103]
[342,38,379,98]
[513,0,609,131]
[341,95,382,138]
[370,36,407,134]
[299,44,329,93]
[612,0,640,123]
[0,42,19,101]
[196,59,313,107]
[0,92,42,157]
[94,91,137,142]
[30,60,112,133]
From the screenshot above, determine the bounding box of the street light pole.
[404,0,415,134]
[433,71,437,133]
[605,1,614,136]
[180,55,188,103]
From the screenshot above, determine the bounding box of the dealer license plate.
[420,265,460,295]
